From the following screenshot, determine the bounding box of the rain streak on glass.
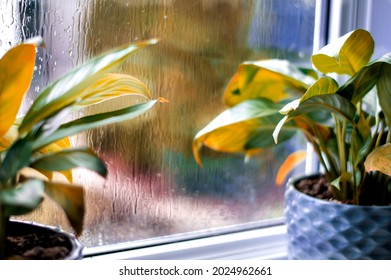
[2,0,315,247]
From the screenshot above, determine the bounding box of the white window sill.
[83,219,287,260]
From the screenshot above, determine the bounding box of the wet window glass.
[1,0,316,247]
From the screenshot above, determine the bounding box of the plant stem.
[338,120,347,174]
[311,140,329,174]
[375,121,385,149]
[335,116,348,199]
[357,100,362,116]
[364,113,381,156]
[299,117,337,179]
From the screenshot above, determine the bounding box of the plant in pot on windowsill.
[0,37,166,259]
[193,29,391,259]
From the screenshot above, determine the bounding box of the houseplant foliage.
[193,28,391,206]
[0,37,164,258]
[193,28,391,259]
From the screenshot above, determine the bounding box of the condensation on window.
[1,0,315,247]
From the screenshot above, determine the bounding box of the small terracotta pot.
[284,174,391,260]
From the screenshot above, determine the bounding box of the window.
[1,0,316,253]
[367,0,391,59]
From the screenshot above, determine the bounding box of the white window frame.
[83,219,287,260]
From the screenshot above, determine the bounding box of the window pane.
[369,0,391,59]
[2,0,316,247]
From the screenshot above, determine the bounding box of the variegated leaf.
[312,29,374,76]
[365,144,391,176]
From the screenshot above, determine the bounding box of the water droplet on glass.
[8,0,316,247]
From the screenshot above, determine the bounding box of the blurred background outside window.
[0,0,316,248]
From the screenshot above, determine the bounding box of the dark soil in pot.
[294,175,333,200]
[5,220,83,260]
[296,174,391,206]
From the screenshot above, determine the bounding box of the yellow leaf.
[192,140,204,167]
[276,150,307,186]
[157,97,170,103]
[37,137,73,183]
[0,117,72,182]
[0,44,36,139]
[38,137,71,154]
[19,167,52,182]
[193,119,263,167]
[44,181,84,235]
[0,123,18,151]
[19,39,158,135]
[312,29,374,76]
[364,143,391,176]
[196,119,261,154]
[75,73,151,107]
[223,61,313,107]
[299,76,339,103]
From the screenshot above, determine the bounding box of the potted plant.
[193,29,391,259]
[0,37,166,259]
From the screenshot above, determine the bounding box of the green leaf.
[30,148,107,177]
[337,53,391,104]
[297,67,319,80]
[351,114,372,166]
[272,115,289,144]
[19,39,158,135]
[245,120,296,150]
[361,87,380,117]
[44,181,84,235]
[223,60,315,107]
[279,99,301,115]
[330,172,353,191]
[0,44,36,139]
[275,94,355,152]
[312,29,374,76]
[0,179,44,216]
[300,76,339,103]
[288,94,356,124]
[193,98,296,165]
[365,143,391,176]
[376,62,391,126]
[34,136,73,183]
[273,114,332,145]
[32,100,158,152]
[0,137,32,184]
[336,53,391,125]
[279,77,339,116]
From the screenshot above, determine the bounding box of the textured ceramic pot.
[7,220,83,260]
[284,174,391,260]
